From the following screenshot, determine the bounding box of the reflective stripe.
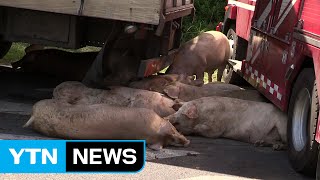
[274,0,298,32]
[250,45,261,64]
[244,63,283,101]
[257,0,272,28]
[278,0,291,19]
[228,0,255,11]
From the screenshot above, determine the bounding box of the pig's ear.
[172,99,185,111]
[182,104,198,119]
[164,85,180,99]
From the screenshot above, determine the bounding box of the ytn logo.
[9,148,57,164]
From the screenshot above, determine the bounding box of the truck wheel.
[0,41,12,59]
[317,153,320,180]
[288,68,319,176]
[222,28,247,85]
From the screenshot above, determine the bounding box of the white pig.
[53,81,177,117]
[24,99,190,150]
[165,97,287,150]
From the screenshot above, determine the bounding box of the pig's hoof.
[254,140,266,147]
[272,143,287,151]
[148,143,163,151]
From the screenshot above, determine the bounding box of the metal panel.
[0,0,81,15]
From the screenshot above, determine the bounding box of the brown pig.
[102,50,141,86]
[53,81,177,117]
[163,82,266,102]
[166,31,230,84]
[11,49,98,81]
[165,97,287,150]
[24,99,190,150]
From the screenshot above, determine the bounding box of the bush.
[181,0,227,42]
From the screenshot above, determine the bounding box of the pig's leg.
[82,48,105,88]
[207,71,213,82]
[82,23,122,88]
[195,69,205,85]
[217,65,225,81]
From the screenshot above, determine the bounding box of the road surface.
[0,71,312,180]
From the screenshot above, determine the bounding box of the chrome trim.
[293,32,320,48]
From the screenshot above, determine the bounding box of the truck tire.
[317,153,320,180]
[222,28,247,85]
[288,68,319,176]
[0,41,12,59]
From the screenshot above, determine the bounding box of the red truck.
[217,0,320,177]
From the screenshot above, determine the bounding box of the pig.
[24,99,190,150]
[128,74,200,93]
[162,81,266,102]
[166,31,230,84]
[11,49,98,81]
[165,97,287,150]
[102,50,141,86]
[53,81,177,117]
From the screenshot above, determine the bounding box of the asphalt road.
[0,71,313,180]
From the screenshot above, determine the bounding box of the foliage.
[181,0,227,42]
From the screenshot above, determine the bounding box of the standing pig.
[11,49,98,81]
[53,81,177,117]
[165,97,287,150]
[162,81,266,102]
[24,99,190,150]
[166,31,230,84]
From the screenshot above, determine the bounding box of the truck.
[0,0,194,77]
[216,0,320,177]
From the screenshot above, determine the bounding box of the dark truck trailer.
[0,0,194,76]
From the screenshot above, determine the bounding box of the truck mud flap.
[138,50,177,77]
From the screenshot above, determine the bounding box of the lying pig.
[11,49,98,81]
[24,99,190,150]
[165,97,287,150]
[166,31,230,84]
[53,81,177,117]
[128,74,199,93]
[162,82,265,102]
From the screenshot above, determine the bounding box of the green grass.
[0,43,101,64]
[160,66,217,84]
[1,43,28,64]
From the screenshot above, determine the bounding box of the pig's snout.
[171,133,190,147]
[171,126,190,147]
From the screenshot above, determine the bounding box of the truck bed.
[0,0,193,25]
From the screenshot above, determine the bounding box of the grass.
[160,66,217,84]
[1,43,28,64]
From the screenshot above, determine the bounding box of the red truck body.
[217,0,320,144]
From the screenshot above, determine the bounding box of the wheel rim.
[292,88,311,152]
